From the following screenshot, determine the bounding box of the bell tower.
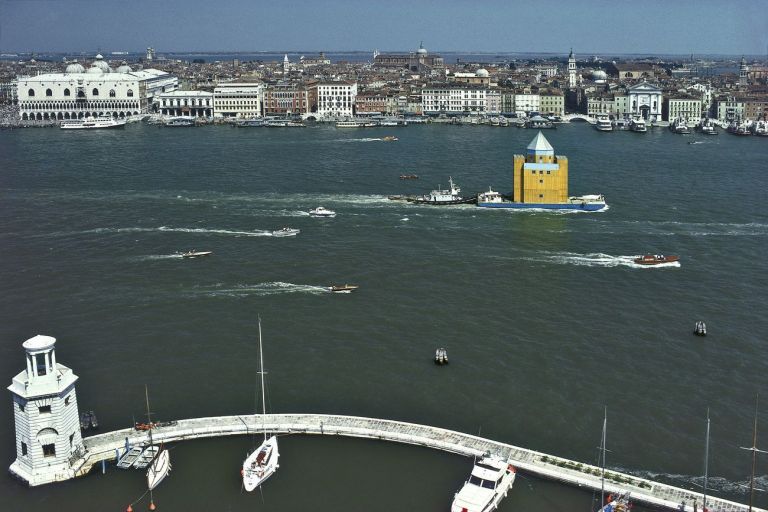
[7,335,84,486]
[739,56,748,87]
[568,48,577,89]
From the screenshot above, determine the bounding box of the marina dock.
[65,413,762,512]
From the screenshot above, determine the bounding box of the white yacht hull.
[242,436,280,491]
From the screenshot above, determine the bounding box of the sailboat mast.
[749,395,758,512]
[259,318,267,441]
[601,407,607,507]
[145,384,153,447]
[704,408,710,511]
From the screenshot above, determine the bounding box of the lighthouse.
[7,335,84,486]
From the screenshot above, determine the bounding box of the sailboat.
[702,409,710,512]
[144,385,171,492]
[242,318,280,491]
[596,408,631,512]
[740,394,767,512]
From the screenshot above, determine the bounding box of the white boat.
[164,117,195,127]
[450,453,516,512]
[142,386,171,493]
[595,409,631,512]
[179,250,212,258]
[329,284,358,293]
[309,207,336,217]
[60,117,126,130]
[696,118,718,135]
[411,176,476,205]
[628,117,647,133]
[525,115,555,129]
[242,319,280,492]
[752,119,768,136]
[595,115,613,132]
[271,227,300,237]
[336,119,377,128]
[476,187,504,205]
[669,116,690,134]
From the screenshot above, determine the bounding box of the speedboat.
[309,207,336,218]
[329,284,358,293]
[450,453,516,512]
[180,250,212,258]
[382,135,398,141]
[633,254,679,265]
[271,227,300,237]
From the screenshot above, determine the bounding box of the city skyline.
[1,0,767,56]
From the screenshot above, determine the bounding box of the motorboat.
[628,117,647,133]
[271,227,300,237]
[180,250,212,258]
[434,348,448,365]
[753,119,768,136]
[336,119,377,128]
[696,118,718,135]
[727,120,751,136]
[242,319,280,492]
[595,115,613,132]
[694,321,707,336]
[450,453,516,512]
[236,118,265,127]
[309,207,336,218]
[476,187,504,206]
[669,116,690,134]
[60,117,127,129]
[525,115,555,129]
[382,135,398,141]
[633,254,680,265]
[399,174,419,180]
[598,492,632,512]
[567,194,607,210]
[410,177,476,205]
[329,284,359,293]
[164,117,195,127]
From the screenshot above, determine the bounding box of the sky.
[0,0,766,56]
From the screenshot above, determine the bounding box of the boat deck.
[51,413,763,511]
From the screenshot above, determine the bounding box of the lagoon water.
[1,122,767,511]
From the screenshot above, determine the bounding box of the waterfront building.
[421,85,488,115]
[263,82,312,115]
[744,98,768,121]
[16,54,177,121]
[627,81,663,122]
[486,89,501,115]
[316,81,357,118]
[157,90,213,117]
[513,132,568,205]
[213,82,263,118]
[373,42,444,73]
[500,90,515,114]
[513,91,540,116]
[7,335,84,486]
[715,95,746,122]
[354,91,391,115]
[0,79,18,103]
[539,89,564,116]
[587,95,616,117]
[614,94,629,119]
[664,96,703,123]
[568,48,578,88]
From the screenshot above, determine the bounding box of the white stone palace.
[7,335,85,486]
[627,81,663,122]
[16,54,177,121]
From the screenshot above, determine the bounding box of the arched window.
[109,89,116,97]
[45,89,52,97]
[127,89,134,97]
[77,90,85,98]
[92,88,99,96]
[64,88,71,96]
[28,89,35,97]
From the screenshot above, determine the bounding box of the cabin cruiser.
[271,228,300,237]
[265,118,305,127]
[434,348,448,365]
[696,118,718,135]
[410,177,476,205]
[309,207,336,217]
[628,117,647,133]
[568,194,607,210]
[633,254,679,265]
[727,120,752,136]
[329,284,358,293]
[694,321,707,336]
[669,116,690,134]
[450,453,516,512]
[61,116,126,129]
[595,115,613,132]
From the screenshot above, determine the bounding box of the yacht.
[450,453,516,512]
[669,116,690,134]
[411,176,476,205]
[595,115,613,132]
[60,117,126,130]
[628,117,647,133]
[696,118,718,135]
[271,227,300,237]
[309,207,336,217]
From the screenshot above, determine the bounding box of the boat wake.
[128,254,186,261]
[192,282,330,298]
[527,252,680,269]
[337,137,384,142]
[78,226,273,237]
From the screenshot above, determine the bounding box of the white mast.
[703,409,710,511]
[258,317,267,441]
[740,394,767,512]
[600,407,607,508]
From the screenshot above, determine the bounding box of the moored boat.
[697,118,718,135]
[525,115,555,129]
[726,120,751,136]
[61,116,126,130]
[309,207,336,217]
[633,254,679,265]
[629,117,647,133]
[450,453,516,512]
[595,115,613,132]
[336,119,377,128]
[752,119,768,136]
[669,116,690,134]
[164,117,195,127]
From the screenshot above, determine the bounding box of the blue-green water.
[1,123,767,511]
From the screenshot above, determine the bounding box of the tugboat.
[434,348,448,365]
[451,453,516,512]
[410,177,476,205]
[633,254,680,265]
[694,321,707,336]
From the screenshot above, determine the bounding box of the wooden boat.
[633,254,679,265]
[329,284,358,293]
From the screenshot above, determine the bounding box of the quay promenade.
[70,413,761,512]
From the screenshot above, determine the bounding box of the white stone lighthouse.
[7,335,84,486]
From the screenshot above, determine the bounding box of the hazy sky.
[1,0,766,55]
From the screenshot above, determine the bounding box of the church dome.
[86,66,104,75]
[416,42,427,55]
[92,54,111,72]
[591,70,607,81]
[476,68,489,77]
[116,63,132,73]
[66,62,85,73]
